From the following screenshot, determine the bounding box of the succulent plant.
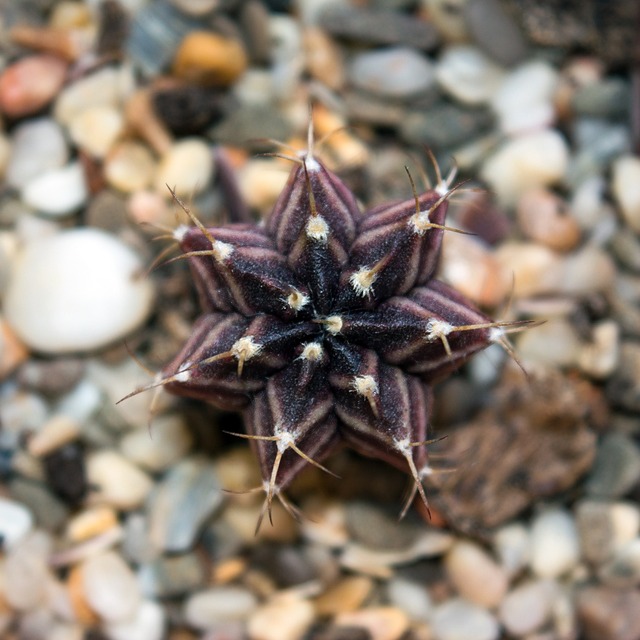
[126,135,528,529]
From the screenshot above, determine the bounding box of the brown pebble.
[577,586,640,640]
[27,415,81,458]
[67,564,100,625]
[0,317,28,379]
[66,506,119,542]
[517,188,581,252]
[173,31,248,87]
[335,607,410,640]
[0,55,68,118]
[10,24,92,61]
[314,576,374,616]
[212,557,247,584]
[125,88,174,155]
[303,27,345,91]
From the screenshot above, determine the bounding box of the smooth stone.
[335,607,409,640]
[66,506,119,542]
[147,457,223,552]
[104,600,165,640]
[3,533,51,610]
[21,162,88,217]
[480,130,569,205]
[499,580,555,636]
[585,433,640,499]
[517,318,581,369]
[8,477,69,531]
[607,342,640,411]
[386,578,432,623]
[27,414,81,457]
[120,413,193,472]
[610,503,640,548]
[432,598,499,640]
[0,54,68,117]
[184,587,258,629]
[105,141,157,193]
[529,509,580,578]
[493,523,530,577]
[6,118,69,189]
[445,540,509,608]
[303,26,345,90]
[87,450,153,510]
[0,496,33,550]
[138,553,205,599]
[577,586,640,640]
[247,595,315,640]
[612,155,640,234]
[570,175,608,231]
[577,320,619,379]
[576,499,617,564]
[348,47,436,98]
[491,61,558,134]
[210,104,292,149]
[55,379,103,424]
[169,0,219,15]
[436,45,505,105]
[611,229,640,273]
[598,538,640,589]
[314,576,374,616]
[154,138,214,198]
[82,551,141,622]
[18,357,85,397]
[422,0,470,42]
[68,105,125,158]
[4,229,154,353]
[572,78,631,119]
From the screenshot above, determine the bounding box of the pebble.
[104,141,157,193]
[68,105,125,158]
[516,188,581,252]
[314,576,374,616]
[27,414,81,457]
[9,477,70,531]
[154,138,214,198]
[491,61,558,134]
[4,229,155,353]
[598,538,640,589]
[224,499,299,545]
[0,496,33,550]
[5,118,69,189]
[55,378,103,424]
[612,155,640,234]
[423,0,469,42]
[21,162,88,217]
[138,553,205,599]
[431,599,499,640]
[347,47,436,99]
[303,26,345,90]
[444,540,509,608]
[498,579,555,636]
[81,551,142,622]
[577,586,640,640]
[335,607,409,640]
[66,506,119,542]
[169,0,219,15]
[18,357,85,396]
[185,587,258,629]
[570,175,607,231]
[0,316,28,380]
[572,78,631,119]
[585,433,640,499]
[248,595,315,640]
[480,130,569,205]
[493,523,530,577]
[3,532,51,610]
[147,457,223,552]
[436,45,505,105]
[0,54,68,117]
[87,449,154,510]
[104,599,166,640]
[577,320,619,379]
[529,509,580,578]
[173,31,248,86]
[386,578,432,623]
[517,317,581,368]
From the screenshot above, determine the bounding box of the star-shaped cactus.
[129,138,526,528]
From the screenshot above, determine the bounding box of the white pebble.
[154,138,214,198]
[480,130,569,205]
[0,497,33,550]
[55,379,103,423]
[530,509,580,578]
[348,47,436,98]
[491,61,558,134]
[436,45,505,105]
[105,141,157,193]
[82,551,141,622]
[387,578,432,622]
[184,587,258,629]
[104,600,165,640]
[577,319,619,379]
[499,579,555,636]
[69,105,124,158]
[247,595,314,640]
[432,598,499,640]
[610,503,640,549]
[21,162,88,217]
[517,317,581,368]
[4,229,154,353]
[612,155,640,234]
[87,450,153,510]
[493,523,530,577]
[5,118,68,189]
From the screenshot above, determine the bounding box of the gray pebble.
[85,190,128,233]
[138,553,206,598]
[250,543,318,588]
[8,478,69,532]
[432,598,499,640]
[576,500,616,565]
[17,358,85,397]
[586,432,640,499]
[606,343,640,412]
[209,104,292,149]
[610,230,640,274]
[598,538,640,589]
[572,78,631,119]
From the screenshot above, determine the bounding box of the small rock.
[577,586,640,640]
[0,54,68,117]
[335,607,409,640]
[21,162,88,217]
[138,553,205,599]
[314,576,374,616]
[572,78,631,119]
[210,104,292,148]
[423,0,469,42]
[577,320,619,379]
[348,47,436,99]
[432,598,499,640]
[303,26,345,91]
[493,523,530,577]
[0,497,33,550]
[481,130,569,205]
[81,551,141,622]
[27,414,81,457]
[9,477,70,531]
[517,318,581,369]
[104,141,157,193]
[0,317,29,380]
[17,357,85,396]
[386,578,432,623]
[529,509,580,579]
[104,599,165,640]
[598,538,640,589]
[154,138,214,198]
[3,532,51,610]
[248,595,315,640]
[436,45,505,105]
[68,105,124,158]
[612,155,640,234]
[586,433,640,499]
[169,0,219,15]
[576,500,617,565]
[5,118,69,189]
[5,229,154,353]
[87,450,153,510]
[173,31,248,86]
[147,457,223,552]
[66,506,119,542]
[444,540,509,608]
[499,580,555,636]
[152,83,223,135]
[185,587,258,629]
